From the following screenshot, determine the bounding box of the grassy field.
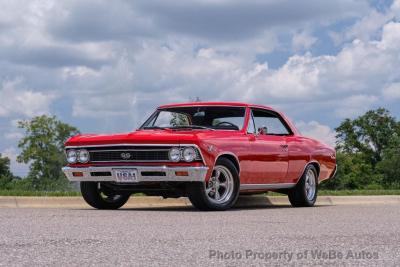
[267,189,400,196]
[0,190,81,197]
[318,189,400,196]
[0,189,399,197]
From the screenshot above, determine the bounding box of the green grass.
[318,189,400,196]
[0,190,147,197]
[0,189,399,197]
[0,190,81,197]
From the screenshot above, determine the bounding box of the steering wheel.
[215,121,238,128]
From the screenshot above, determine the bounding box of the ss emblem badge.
[121,152,131,160]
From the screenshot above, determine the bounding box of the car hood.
[65,129,207,147]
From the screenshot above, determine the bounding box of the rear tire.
[188,158,240,211]
[80,182,130,210]
[288,165,318,207]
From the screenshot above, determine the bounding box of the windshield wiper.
[142,126,169,130]
[171,125,214,130]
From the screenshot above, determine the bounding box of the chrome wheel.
[305,169,316,201]
[205,165,235,204]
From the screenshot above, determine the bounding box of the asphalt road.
[1,204,399,266]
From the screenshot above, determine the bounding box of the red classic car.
[62,102,337,211]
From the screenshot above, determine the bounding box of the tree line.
[0,109,399,191]
[0,116,79,191]
[321,108,400,190]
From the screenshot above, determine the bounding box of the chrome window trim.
[153,106,247,131]
[158,105,248,109]
[250,107,294,136]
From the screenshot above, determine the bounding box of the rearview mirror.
[193,111,205,117]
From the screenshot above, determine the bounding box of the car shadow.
[71,196,333,212]
[118,204,332,212]
[72,203,332,212]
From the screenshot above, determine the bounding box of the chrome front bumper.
[62,166,209,182]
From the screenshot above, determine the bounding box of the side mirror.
[257,126,268,135]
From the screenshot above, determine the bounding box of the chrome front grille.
[89,149,170,162]
[66,145,203,163]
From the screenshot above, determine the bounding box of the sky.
[0,0,400,177]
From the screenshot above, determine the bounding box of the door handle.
[280,144,288,150]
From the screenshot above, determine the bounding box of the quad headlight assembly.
[66,149,90,164]
[168,147,199,162]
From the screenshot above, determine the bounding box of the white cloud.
[241,21,400,119]
[61,19,400,121]
[292,31,317,51]
[334,94,378,118]
[0,78,55,117]
[331,10,392,44]
[330,0,400,44]
[72,93,137,118]
[131,0,368,41]
[295,121,336,147]
[383,83,400,100]
[393,0,400,14]
[380,21,400,49]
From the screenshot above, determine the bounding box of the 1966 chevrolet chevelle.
[62,102,337,211]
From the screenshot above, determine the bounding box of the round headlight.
[78,149,90,163]
[169,147,181,162]
[183,147,196,162]
[66,150,77,164]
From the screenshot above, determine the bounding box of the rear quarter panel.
[286,135,336,183]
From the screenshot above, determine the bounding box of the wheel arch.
[309,161,320,178]
[215,152,240,174]
[295,160,321,184]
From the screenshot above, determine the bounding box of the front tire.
[188,158,240,211]
[288,165,318,207]
[80,182,130,210]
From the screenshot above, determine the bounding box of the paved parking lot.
[1,204,399,266]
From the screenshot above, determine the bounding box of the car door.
[248,108,290,184]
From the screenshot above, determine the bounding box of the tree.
[17,115,79,190]
[335,108,399,166]
[330,108,400,190]
[0,154,13,189]
[377,135,400,188]
[320,152,382,190]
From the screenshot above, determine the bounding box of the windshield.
[141,106,246,130]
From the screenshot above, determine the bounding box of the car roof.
[158,101,275,111]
